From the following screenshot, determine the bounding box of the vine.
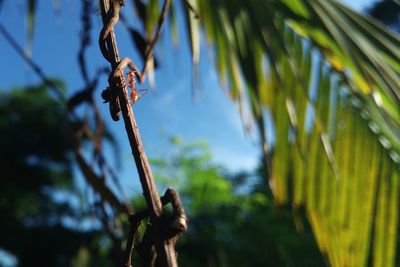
[98,1,187,266]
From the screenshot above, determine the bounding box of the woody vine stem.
[98,1,187,267]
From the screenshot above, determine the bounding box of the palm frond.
[164,1,400,266]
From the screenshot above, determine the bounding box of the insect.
[127,71,148,104]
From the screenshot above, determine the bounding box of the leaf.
[129,28,147,59]
[25,0,37,55]
[145,0,160,38]
[184,0,200,64]
[183,1,400,266]
[133,0,147,25]
[67,82,95,111]
[168,0,179,44]
[127,27,159,68]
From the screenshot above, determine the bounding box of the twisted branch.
[98,0,186,266]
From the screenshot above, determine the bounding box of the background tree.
[150,137,327,267]
[0,84,117,266]
[367,0,400,32]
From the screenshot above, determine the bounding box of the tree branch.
[98,1,186,266]
[0,22,65,102]
[138,0,170,83]
[74,148,131,214]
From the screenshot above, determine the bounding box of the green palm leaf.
[155,1,400,266]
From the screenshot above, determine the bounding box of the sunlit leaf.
[174,1,400,266]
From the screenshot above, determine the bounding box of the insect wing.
[135,89,149,103]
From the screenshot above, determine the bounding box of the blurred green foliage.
[150,137,327,267]
[0,84,113,267]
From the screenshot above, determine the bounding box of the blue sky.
[0,0,374,196]
[342,0,374,11]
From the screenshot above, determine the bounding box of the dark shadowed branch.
[98,0,186,266]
